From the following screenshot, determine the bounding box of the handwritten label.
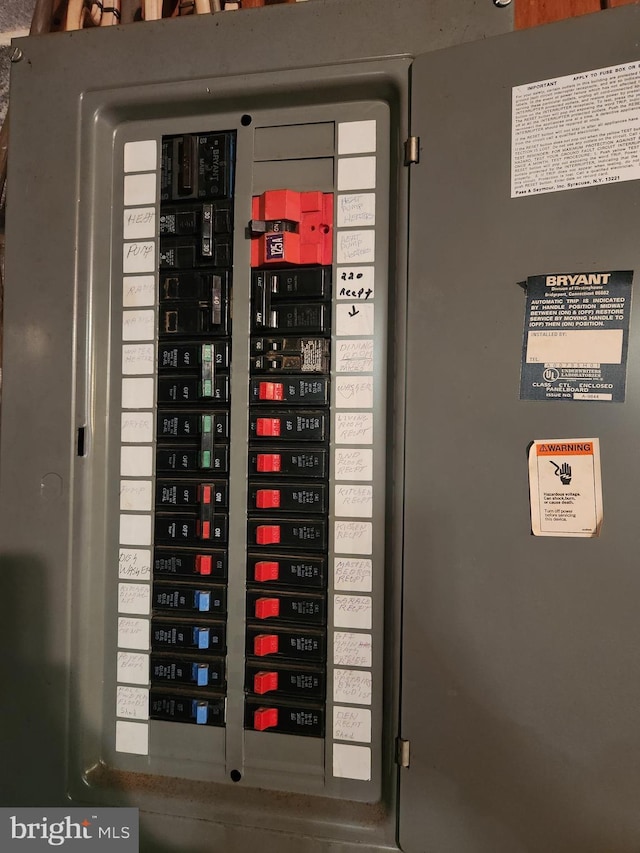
[119,513,152,547]
[119,479,152,511]
[119,548,151,581]
[117,651,149,685]
[335,412,373,445]
[334,485,373,519]
[335,377,373,409]
[334,594,372,629]
[122,343,155,376]
[124,140,157,173]
[117,617,150,650]
[121,377,154,409]
[333,631,372,667]
[336,303,374,337]
[333,707,372,743]
[123,207,156,240]
[335,449,373,482]
[334,521,372,555]
[337,156,376,191]
[334,558,372,592]
[336,340,374,373]
[116,685,149,720]
[123,275,155,308]
[120,446,153,479]
[115,720,148,755]
[118,583,151,616]
[123,241,156,274]
[122,310,155,342]
[124,173,156,206]
[338,120,376,155]
[333,668,372,705]
[333,743,371,781]
[121,412,154,444]
[337,266,375,301]
[337,194,375,227]
[337,230,375,264]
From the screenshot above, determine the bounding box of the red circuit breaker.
[250,189,334,266]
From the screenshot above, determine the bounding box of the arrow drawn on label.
[348,305,360,317]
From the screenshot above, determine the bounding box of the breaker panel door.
[401,7,640,853]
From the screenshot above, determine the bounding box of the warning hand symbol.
[550,461,572,485]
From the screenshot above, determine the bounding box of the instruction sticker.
[520,271,633,402]
[528,439,602,537]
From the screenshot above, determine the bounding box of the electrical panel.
[8,1,640,852]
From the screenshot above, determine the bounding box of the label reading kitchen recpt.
[528,439,602,538]
[520,271,633,403]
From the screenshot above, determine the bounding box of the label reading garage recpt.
[520,271,633,402]
[528,439,602,538]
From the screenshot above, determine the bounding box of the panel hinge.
[404,137,420,166]
[396,738,410,768]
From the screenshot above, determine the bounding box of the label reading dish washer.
[520,271,633,402]
[528,439,602,537]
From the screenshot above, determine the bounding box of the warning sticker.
[528,439,602,538]
[512,61,640,197]
[520,270,633,403]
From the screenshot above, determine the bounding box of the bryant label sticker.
[520,271,633,402]
[528,439,602,537]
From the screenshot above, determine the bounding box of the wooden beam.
[515,0,601,29]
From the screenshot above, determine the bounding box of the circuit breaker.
[6,1,640,852]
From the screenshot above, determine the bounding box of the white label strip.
[337,267,374,301]
[334,412,373,445]
[121,377,154,409]
[118,583,151,616]
[119,514,152,547]
[334,668,372,705]
[116,685,149,720]
[119,479,153,512]
[333,631,372,667]
[124,208,156,240]
[119,548,151,581]
[334,594,372,629]
[122,310,155,342]
[335,376,373,409]
[118,617,150,651]
[120,446,153,478]
[124,140,158,174]
[337,157,376,191]
[123,242,156,274]
[123,276,156,308]
[333,744,372,780]
[337,230,375,265]
[121,412,154,444]
[122,343,155,375]
[336,340,374,373]
[338,120,377,155]
[335,303,374,337]
[333,707,372,743]
[124,173,157,206]
[335,448,373,482]
[117,651,150,685]
[334,485,373,519]
[115,720,149,755]
[334,558,372,593]
[337,193,376,227]
[334,521,372,555]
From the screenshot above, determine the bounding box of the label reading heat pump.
[520,271,633,403]
[528,439,602,537]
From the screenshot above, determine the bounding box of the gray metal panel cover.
[402,6,640,852]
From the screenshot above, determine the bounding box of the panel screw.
[9,47,23,62]
[493,0,512,6]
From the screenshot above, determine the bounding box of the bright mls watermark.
[0,809,138,850]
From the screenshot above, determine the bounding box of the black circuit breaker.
[151,131,236,727]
